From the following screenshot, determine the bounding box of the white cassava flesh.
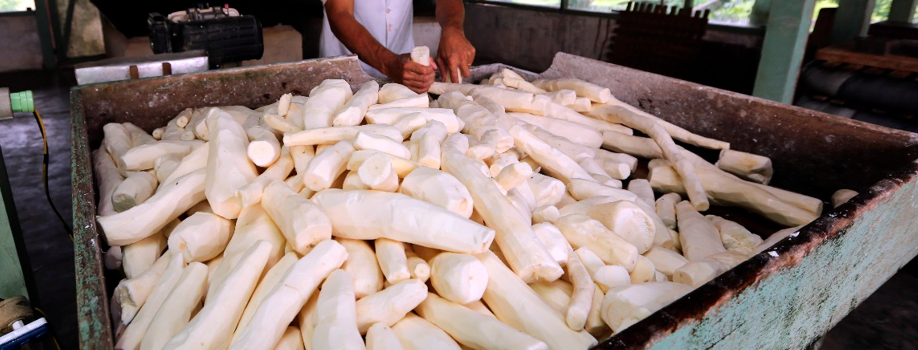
[642,246,688,278]
[627,179,655,207]
[274,326,304,350]
[398,166,473,218]
[600,282,692,332]
[405,248,431,283]
[312,189,494,253]
[584,201,656,254]
[122,231,165,279]
[416,293,549,350]
[706,215,762,255]
[477,252,597,350]
[121,140,203,172]
[334,81,380,127]
[261,180,332,255]
[300,79,353,129]
[366,108,462,134]
[295,293,318,349]
[304,140,355,191]
[207,204,285,300]
[429,253,489,304]
[655,193,680,230]
[391,314,461,350]
[509,124,592,184]
[375,238,410,284]
[590,105,709,211]
[409,120,448,168]
[99,169,206,246]
[348,150,421,178]
[527,173,566,208]
[531,223,569,266]
[112,170,157,212]
[283,125,402,146]
[153,155,180,183]
[564,250,595,331]
[230,240,348,350]
[532,78,612,103]
[354,131,411,159]
[338,238,384,299]
[357,153,400,192]
[716,149,773,184]
[832,189,858,208]
[159,144,208,190]
[167,212,233,263]
[629,255,656,284]
[116,253,185,350]
[234,253,298,341]
[312,270,367,350]
[355,279,429,334]
[607,137,822,216]
[94,149,125,216]
[379,83,420,104]
[648,161,819,226]
[163,242,272,350]
[205,110,258,219]
[236,148,294,207]
[675,201,726,261]
[139,262,207,350]
[246,125,282,168]
[115,251,173,325]
[366,323,406,350]
[441,150,562,283]
[555,214,639,270]
[437,92,513,153]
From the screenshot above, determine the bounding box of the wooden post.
[0,145,34,301]
[749,0,772,26]
[829,0,876,45]
[889,0,917,23]
[752,0,816,104]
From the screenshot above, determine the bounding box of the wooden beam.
[752,0,816,104]
[829,0,876,45]
[889,0,917,23]
[750,0,773,26]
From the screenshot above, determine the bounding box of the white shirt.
[320,0,415,78]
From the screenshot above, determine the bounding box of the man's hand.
[436,27,475,83]
[382,53,437,93]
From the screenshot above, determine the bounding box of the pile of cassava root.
[94,48,856,350]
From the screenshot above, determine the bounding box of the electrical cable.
[32,109,72,240]
[33,307,63,350]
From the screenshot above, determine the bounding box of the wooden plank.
[752,0,816,103]
[816,45,918,73]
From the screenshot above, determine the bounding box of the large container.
[72,54,918,349]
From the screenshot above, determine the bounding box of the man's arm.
[325,0,435,92]
[435,0,476,83]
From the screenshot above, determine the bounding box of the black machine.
[148,4,264,67]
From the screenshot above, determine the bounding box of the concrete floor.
[0,69,915,350]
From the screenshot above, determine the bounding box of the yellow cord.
[32,109,72,240]
[33,307,63,350]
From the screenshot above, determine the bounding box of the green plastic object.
[10,90,34,113]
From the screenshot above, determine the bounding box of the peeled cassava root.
[95,72,833,350]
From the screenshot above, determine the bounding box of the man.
[320,0,476,93]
